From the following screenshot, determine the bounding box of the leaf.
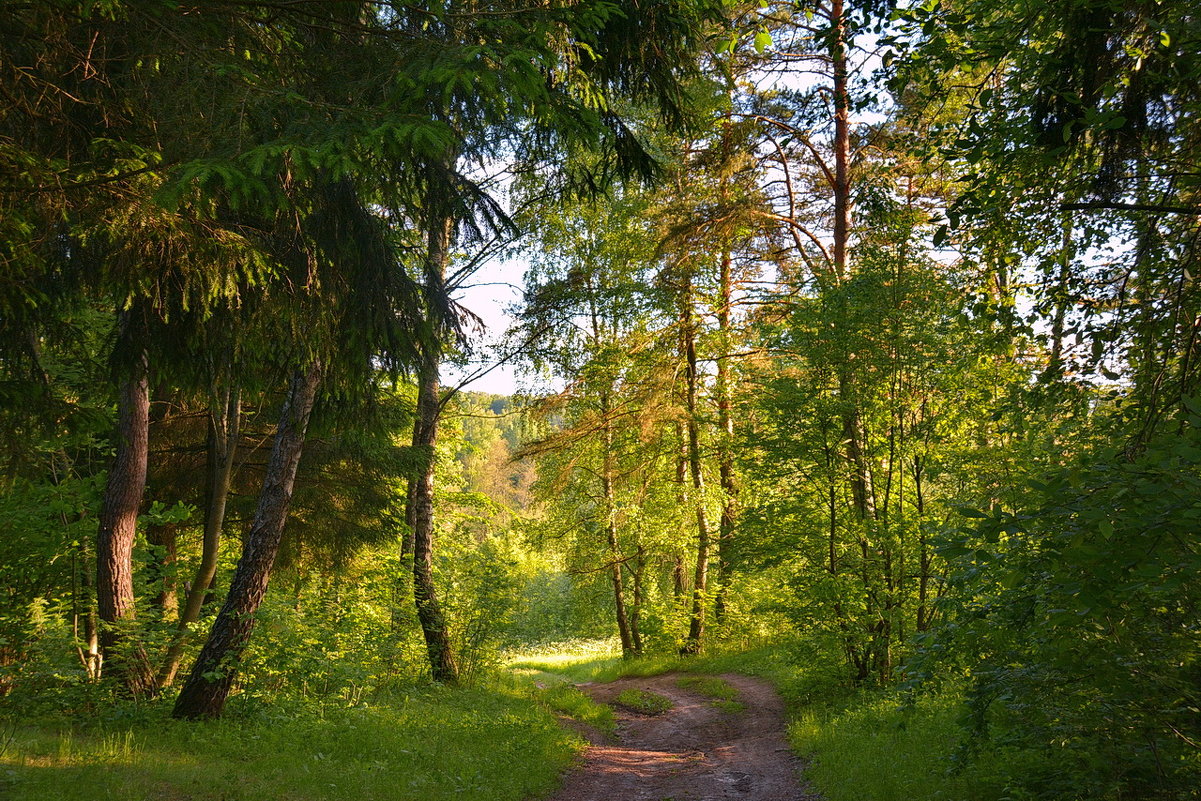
[754,31,773,53]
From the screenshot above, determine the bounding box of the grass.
[0,684,582,801]
[789,688,1003,801]
[507,640,679,685]
[614,688,673,715]
[676,675,744,714]
[535,682,616,737]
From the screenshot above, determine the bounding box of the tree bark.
[680,278,712,656]
[172,364,320,719]
[158,385,241,688]
[600,392,635,657]
[630,543,645,655]
[409,355,459,684]
[96,339,157,698]
[713,246,737,623]
[831,0,850,284]
[407,182,459,685]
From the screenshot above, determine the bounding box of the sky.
[442,255,527,397]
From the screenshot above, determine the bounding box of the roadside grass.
[789,688,1004,801]
[614,688,673,715]
[0,684,581,801]
[505,638,1005,801]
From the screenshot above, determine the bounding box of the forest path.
[547,672,818,801]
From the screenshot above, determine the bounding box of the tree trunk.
[74,543,101,680]
[672,422,688,605]
[172,364,320,719]
[407,181,459,684]
[96,339,157,698]
[630,543,645,656]
[409,356,459,684]
[600,394,635,657]
[680,279,712,656]
[158,385,241,688]
[713,247,737,623]
[831,0,850,284]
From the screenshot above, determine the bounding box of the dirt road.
[547,672,817,801]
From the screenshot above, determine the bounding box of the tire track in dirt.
[548,672,818,801]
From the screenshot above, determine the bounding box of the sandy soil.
[547,672,819,801]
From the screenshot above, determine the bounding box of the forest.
[0,1,1198,800]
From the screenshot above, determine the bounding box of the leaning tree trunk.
[96,340,157,698]
[158,385,241,689]
[172,364,320,719]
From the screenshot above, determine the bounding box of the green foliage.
[913,422,1201,799]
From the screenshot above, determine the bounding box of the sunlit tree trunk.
[713,246,737,623]
[680,276,712,656]
[600,390,635,657]
[408,181,459,685]
[409,354,459,684]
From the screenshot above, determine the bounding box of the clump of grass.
[677,675,744,714]
[615,688,673,715]
[677,675,738,701]
[538,683,616,737]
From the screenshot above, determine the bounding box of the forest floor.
[547,672,818,801]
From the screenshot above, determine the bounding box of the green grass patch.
[677,675,744,714]
[0,684,581,801]
[537,682,616,737]
[790,687,1002,801]
[676,675,738,701]
[614,688,673,715]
